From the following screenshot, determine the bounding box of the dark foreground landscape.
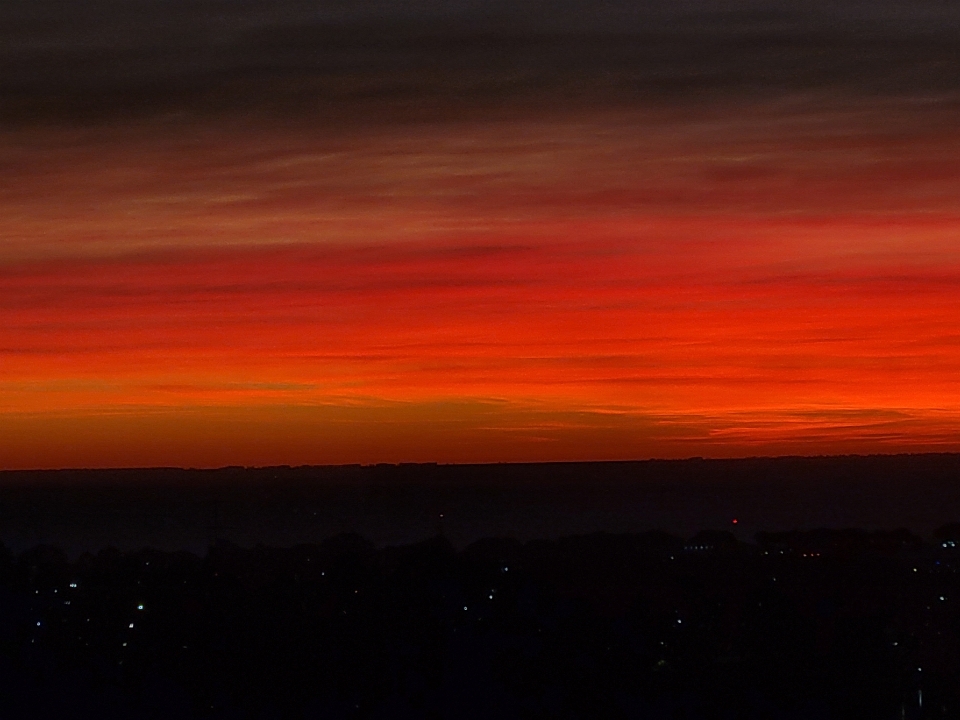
[2,456,960,718]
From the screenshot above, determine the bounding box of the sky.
[2,0,960,468]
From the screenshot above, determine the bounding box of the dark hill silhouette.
[3,454,960,556]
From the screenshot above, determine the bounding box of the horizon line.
[5,450,960,474]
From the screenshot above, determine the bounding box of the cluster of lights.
[23,531,956,682]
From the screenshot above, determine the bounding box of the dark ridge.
[1,454,960,557]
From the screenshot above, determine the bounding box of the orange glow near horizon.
[4,100,960,468]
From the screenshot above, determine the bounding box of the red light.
[732,518,738,525]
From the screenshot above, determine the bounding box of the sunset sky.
[3,0,960,468]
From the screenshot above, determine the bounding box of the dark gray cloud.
[3,0,960,123]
